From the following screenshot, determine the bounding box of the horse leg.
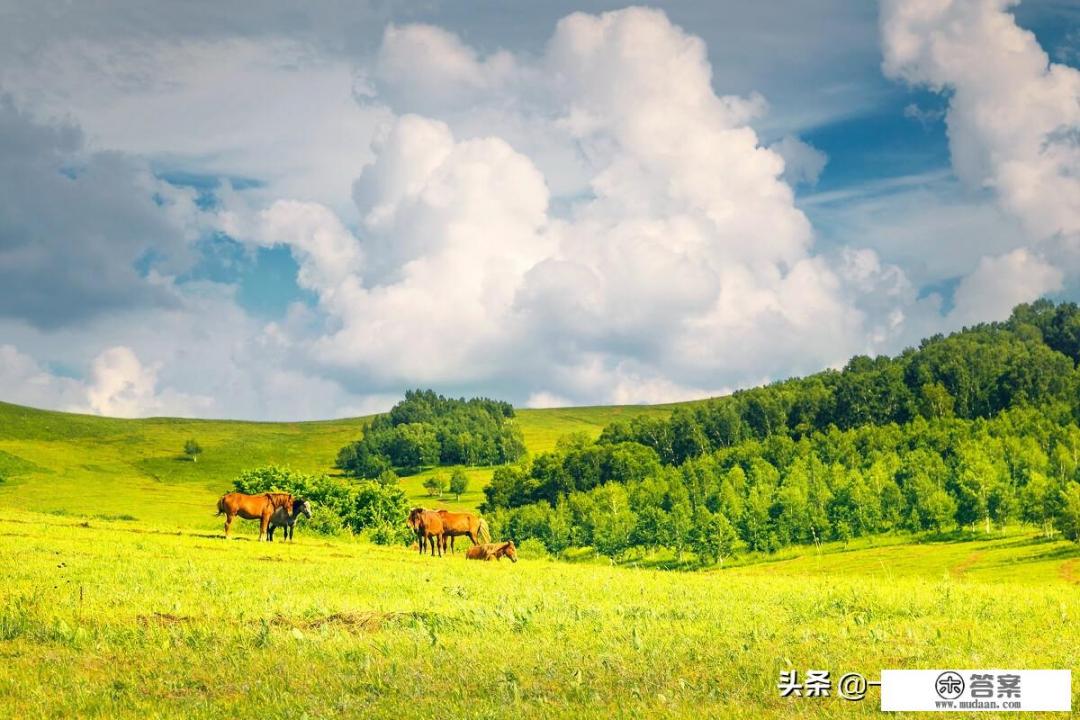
[224,513,233,539]
[259,513,270,542]
[267,525,274,542]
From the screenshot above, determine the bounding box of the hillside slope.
[0,400,675,526]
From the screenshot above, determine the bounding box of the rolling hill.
[0,399,677,527]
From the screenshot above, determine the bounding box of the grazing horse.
[267,498,312,542]
[217,492,295,541]
[436,509,491,553]
[465,541,518,562]
[406,507,445,557]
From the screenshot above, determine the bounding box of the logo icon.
[935,671,965,700]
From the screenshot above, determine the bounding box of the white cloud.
[803,171,1030,288]
[9,3,1079,419]
[0,96,203,328]
[224,8,913,407]
[0,345,87,411]
[370,24,520,114]
[769,135,828,186]
[1,37,388,219]
[950,248,1064,327]
[0,344,211,418]
[881,0,1080,244]
[82,346,214,418]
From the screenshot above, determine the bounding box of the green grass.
[0,509,1076,719]
[0,400,674,525]
[2,400,1078,717]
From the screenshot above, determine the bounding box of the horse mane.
[265,492,293,508]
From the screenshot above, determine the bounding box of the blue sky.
[1,1,1078,419]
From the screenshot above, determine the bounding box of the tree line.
[483,301,1080,561]
[336,389,526,477]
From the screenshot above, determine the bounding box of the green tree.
[183,439,202,463]
[691,507,738,566]
[1020,472,1062,538]
[449,468,469,500]
[590,484,637,558]
[376,468,400,487]
[423,474,446,497]
[1054,483,1080,542]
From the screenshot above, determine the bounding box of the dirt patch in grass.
[137,612,195,627]
[948,552,984,579]
[1059,558,1079,585]
[273,611,420,632]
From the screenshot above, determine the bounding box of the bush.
[231,466,409,539]
[351,481,410,543]
[305,505,349,537]
[515,538,550,560]
[423,474,446,497]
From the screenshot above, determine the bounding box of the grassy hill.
[0,400,676,527]
[2,508,1077,719]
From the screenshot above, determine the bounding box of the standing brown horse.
[406,507,445,557]
[465,541,518,562]
[217,492,296,541]
[436,509,491,553]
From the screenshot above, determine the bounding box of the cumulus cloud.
[0,344,211,418]
[0,345,87,411]
[224,7,911,406]
[769,135,828,186]
[0,38,388,219]
[9,3,1079,419]
[880,0,1080,332]
[82,346,215,418]
[881,0,1080,245]
[0,96,201,329]
[950,248,1064,327]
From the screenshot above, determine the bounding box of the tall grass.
[1,509,1076,719]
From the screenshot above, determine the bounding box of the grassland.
[1,509,1077,719]
[2,400,1077,718]
[0,401,675,525]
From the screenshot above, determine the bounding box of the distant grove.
[335,390,526,477]
[482,300,1080,561]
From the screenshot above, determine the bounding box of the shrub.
[423,474,446,497]
[231,466,408,540]
[515,538,549,560]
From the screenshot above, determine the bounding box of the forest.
[336,389,526,477]
[482,300,1080,561]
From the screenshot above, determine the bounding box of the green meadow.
[1,400,1078,718]
[0,401,674,524]
[0,510,1077,719]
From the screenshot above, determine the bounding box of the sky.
[0,0,1079,420]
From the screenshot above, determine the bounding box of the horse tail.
[215,496,225,516]
[478,518,491,544]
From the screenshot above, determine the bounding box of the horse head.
[407,507,425,531]
[502,541,518,563]
[294,498,312,519]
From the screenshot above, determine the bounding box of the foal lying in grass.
[466,541,518,562]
